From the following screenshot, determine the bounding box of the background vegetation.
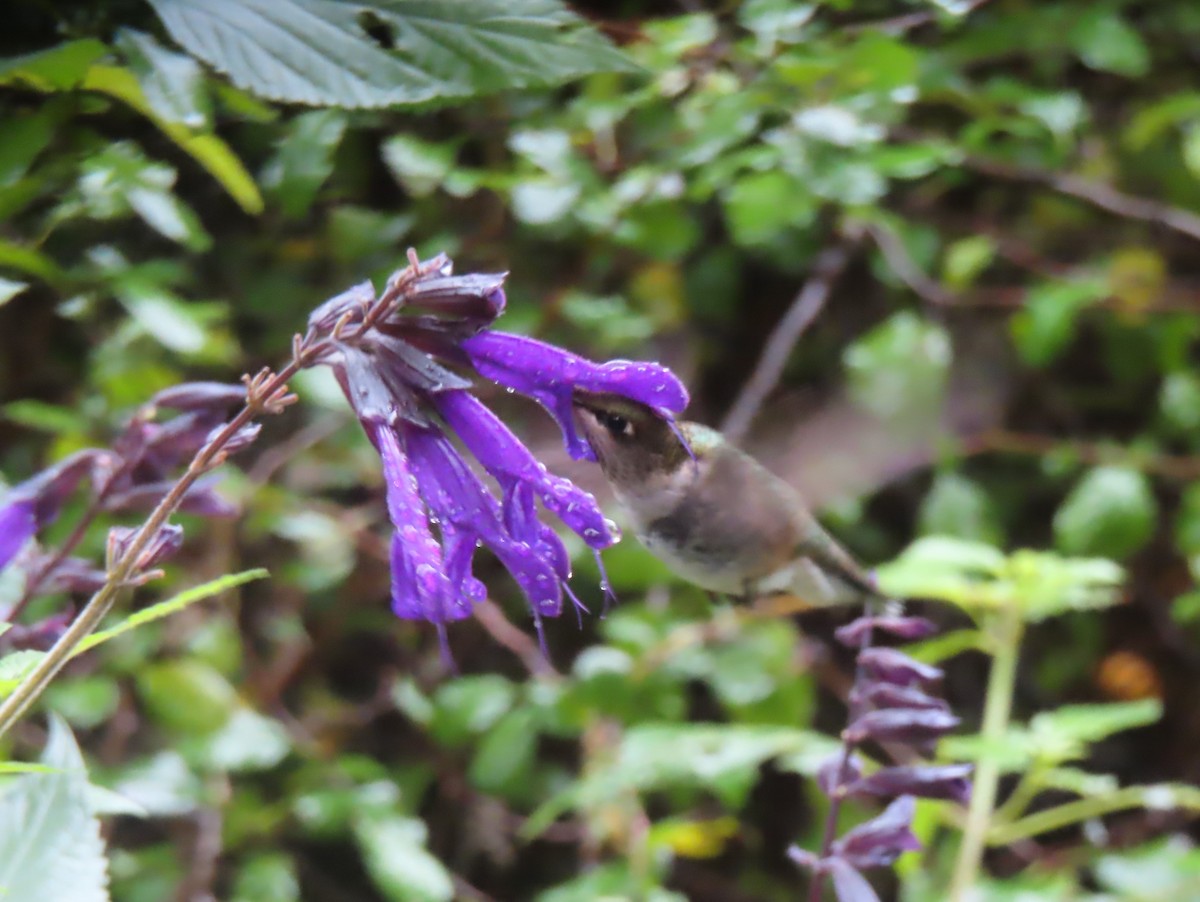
[2,0,1200,899]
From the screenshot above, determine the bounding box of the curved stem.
[948,606,1022,900]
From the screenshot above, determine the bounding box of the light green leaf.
[76,569,268,655]
[845,311,951,419]
[918,472,1002,545]
[136,660,240,735]
[355,816,453,902]
[0,40,109,90]
[1010,279,1106,366]
[0,650,46,699]
[0,715,109,902]
[147,0,634,109]
[1069,9,1149,77]
[197,708,293,773]
[429,675,515,746]
[382,134,455,198]
[261,109,348,218]
[1053,466,1156,559]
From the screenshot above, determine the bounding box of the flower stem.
[948,605,1022,900]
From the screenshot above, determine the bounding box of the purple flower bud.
[40,556,108,595]
[307,280,374,333]
[1,610,73,651]
[827,858,882,902]
[854,682,949,713]
[845,708,960,746]
[403,272,508,323]
[845,764,973,804]
[107,523,185,571]
[150,382,247,412]
[858,648,942,688]
[835,615,938,647]
[832,796,922,870]
[206,422,261,455]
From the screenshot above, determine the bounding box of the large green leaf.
[147,0,636,108]
[0,716,109,902]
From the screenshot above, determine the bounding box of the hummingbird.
[572,391,883,607]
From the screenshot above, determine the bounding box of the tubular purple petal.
[845,708,960,746]
[0,497,36,569]
[833,796,922,870]
[858,648,943,688]
[818,753,864,797]
[434,390,618,549]
[150,382,247,412]
[827,859,882,902]
[835,615,938,646]
[845,764,973,805]
[854,682,949,713]
[371,423,459,624]
[461,331,689,460]
[404,425,562,618]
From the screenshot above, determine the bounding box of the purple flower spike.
[833,796,922,870]
[0,497,36,570]
[460,331,689,460]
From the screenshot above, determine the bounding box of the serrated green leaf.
[76,569,268,656]
[0,716,109,902]
[148,0,634,109]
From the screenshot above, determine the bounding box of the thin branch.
[960,154,1200,244]
[966,429,1200,482]
[864,220,955,306]
[473,599,560,678]
[846,0,993,35]
[721,238,859,444]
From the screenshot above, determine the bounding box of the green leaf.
[1030,699,1161,749]
[195,708,293,773]
[722,170,817,247]
[136,660,240,735]
[468,708,539,796]
[80,65,263,214]
[147,0,635,109]
[115,29,211,128]
[1053,466,1156,559]
[0,650,47,699]
[354,816,453,902]
[231,853,300,902]
[0,40,109,90]
[844,311,951,419]
[1010,279,1106,366]
[262,110,348,218]
[428,675,515,746]
[918,472,1002,545]
[77,570,268,655]
[1069,9,1150,77]
[524,724,830,837]
[0,716,109,902]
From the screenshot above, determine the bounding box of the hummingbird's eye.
[599,411,633,439]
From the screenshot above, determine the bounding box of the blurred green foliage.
[3,0,1200,899]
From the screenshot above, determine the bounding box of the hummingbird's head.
[572,391,692,487]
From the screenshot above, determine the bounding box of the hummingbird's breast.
[618,445,805,595]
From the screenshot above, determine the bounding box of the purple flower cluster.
[791,613,971,902]
[0,382,248,637]
[307,255,688,655]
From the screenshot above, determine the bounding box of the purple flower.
[845,764,973,805]
[833,796,922,870]
[0,451,98,570]
[311,255,688,655]
[460,331,688,461]
[0,497,36,571]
